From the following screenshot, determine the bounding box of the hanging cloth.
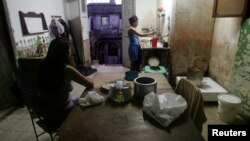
[58,18,70,39]
[49,19,65,40]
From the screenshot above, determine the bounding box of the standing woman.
[37,38,94,127]
[128,15,155,72]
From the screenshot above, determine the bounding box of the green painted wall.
[231,19,250,121]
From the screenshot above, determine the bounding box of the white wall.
[4,0,66,44]
[67,0,80,19]
[79,0,89,40]
[158,0,173,38]
[135,0,173,41]
[135,0,157,32]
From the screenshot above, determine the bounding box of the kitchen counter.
[59,72,205,141]
[139,37,171,72]
[139,37,170,49]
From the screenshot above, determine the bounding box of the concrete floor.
[0,65,246,141]
[201,102,247,140]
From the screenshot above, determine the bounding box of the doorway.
[86,0,122,65]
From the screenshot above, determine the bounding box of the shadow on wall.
[0,0,17,109]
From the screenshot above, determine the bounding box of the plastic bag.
[143,92,187,127]
[79,91,104,107]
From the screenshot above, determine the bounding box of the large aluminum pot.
[134,76,157,99]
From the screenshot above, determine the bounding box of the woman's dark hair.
[129,15,138,25]
[38,39,69,92]
[45,38,69,64]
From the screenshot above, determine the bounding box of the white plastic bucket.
[217,94,241,123]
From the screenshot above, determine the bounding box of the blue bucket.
[125,71,138,81]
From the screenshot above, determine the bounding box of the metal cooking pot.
[134,76,157,99]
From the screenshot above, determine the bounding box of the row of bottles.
[15,35,50,58]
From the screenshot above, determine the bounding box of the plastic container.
[125,71,138,81]
[151,37,158,48]
[217,94,241,123]
[134,77,157,99]
[108,85,132,103]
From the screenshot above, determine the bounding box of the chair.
[17,57,58,141]
[18,57,44,91]
[18,82,58,141]
[175,78,207,132]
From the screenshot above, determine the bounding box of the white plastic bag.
[79,91,104,107]
[143,92,187,127]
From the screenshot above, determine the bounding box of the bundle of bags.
[143,92,187,127]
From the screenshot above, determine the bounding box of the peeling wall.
[231,19,250,121]
[209,18,241,90]
[170,0,214,76]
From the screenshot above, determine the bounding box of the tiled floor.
[0,65,247,141]
[0,107,54,141]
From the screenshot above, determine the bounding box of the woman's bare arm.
[65,65,94,90]
[128,27,155,37]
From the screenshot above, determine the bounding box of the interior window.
[101,16,109,26]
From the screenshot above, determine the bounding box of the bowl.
[148,57,160,67]
[125,71,139,81]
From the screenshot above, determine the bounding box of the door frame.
[122,0,135,67]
